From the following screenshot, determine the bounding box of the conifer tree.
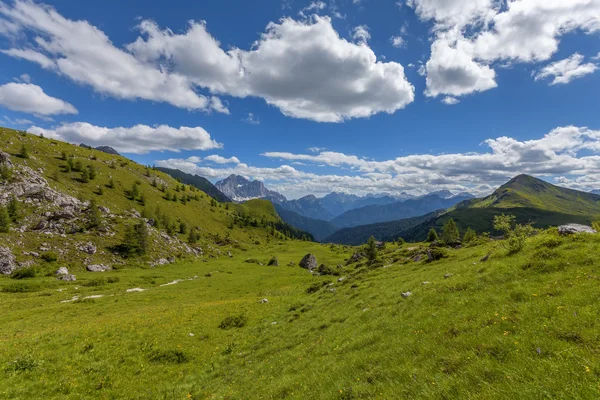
[0,205,10,233]
[7,195,19,223]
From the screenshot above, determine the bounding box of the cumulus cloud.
[441,96,459,105]
[0,1,415,122]
[0,82,77,115]
[248,126,600,197]
[390,36,405,48]
[27,123,222,154]
[534,53,598,85]
[413,0,600,98]
[352,25,370,44]
[204,154,241,164]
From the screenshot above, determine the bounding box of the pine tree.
[87,165,96,180]
[152,178,158,188]
[442,218,460,245]
[139,192,146,206]
[19,144,29,159]
[463,227,477,243]
[427,228,439,242]
[7,195,19,223]
[73,160,83,172]
[0,206,10,233]
[187,227,199,244]
[66,157,74,172]
[135,220,149,255]
[80,167,90,183]
[60,151,67,160]
[365,236,378,262]
[130,182,140,200]
[87,198,101,228]
[122,224,138,256]
[179,221,187,234]
[107,177,115,189]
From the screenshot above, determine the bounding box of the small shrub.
[11,268,36,279]
[219,314,248,329]
[427,228,439,242]
[316,264,339,276]
[306,283,322,294]
[41,251,58,262]
[148,349,189,364]
[2,282,41,293]
[83,278,106,287]
[6,355,39,372]
[107,277,120,284]
[427,248,448,262]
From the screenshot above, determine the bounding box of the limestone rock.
[87,264,110,272]
[299,254,318,270]
[78,242,97,255]
[267,256,279,266]
[0,247,16,275]
[401,291,412,298]
[558,224,596,235]
[58,274,77,281]
[56,267,69,275]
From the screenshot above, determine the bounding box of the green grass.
[2,232,600,399]
[0,127,310,271]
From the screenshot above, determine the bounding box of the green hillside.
[466,174,600,215]
[0,127,310,272]
[154,167,232,202]
[336,175,600,244]
[2,227,600,398]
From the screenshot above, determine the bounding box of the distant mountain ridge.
[155,167,231,202]
[215,175,287,203]
[330,174,600,244]
[329,192,475,229]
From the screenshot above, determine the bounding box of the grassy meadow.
[2,230,600,399]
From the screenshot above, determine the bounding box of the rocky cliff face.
[215,175,287,203]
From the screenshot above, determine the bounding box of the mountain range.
[327,174,600,244]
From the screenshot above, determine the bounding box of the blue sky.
[0,0,599,199]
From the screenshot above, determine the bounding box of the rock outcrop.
[558,224,596,235]
[0,246,16,275]
[299,254,318,270]
[87,264,110,272]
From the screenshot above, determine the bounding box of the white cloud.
[4,115,33,125]
[534,53,598,85]
[243,113,260,125]
[0,82,77,115]
[0,1,415,122]
[390,36,405,48]
[0,1,223,112]
[204,154,241,164]
[27,123,222,154]
[352,25,370,44]
[593,52,600,61]
[441,96,459,105]
[415,0,600,98]
[15,73,31,83]
[425,36,497,97]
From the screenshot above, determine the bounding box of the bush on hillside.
[442,218,460,245]
[219,315,248,329]
[493,214,533,254]
[11,267,36,279]
[41,251,58,262]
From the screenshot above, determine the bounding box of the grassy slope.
[2,230,600,399]
[154,167,231,202]
[338,175,600,244]
[0,127,302,270]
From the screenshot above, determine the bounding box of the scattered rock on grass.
[58,274,77,281]
[260,298,269,304]
[0,247,16,275]
[267,256,279,266]
[87,264,110,272]
[444,273,453,279]
[401,292,412,298]
[558,224,596,235]
[299,254,317,270]
[56,267,69,276]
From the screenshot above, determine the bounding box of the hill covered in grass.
[331,175,600,244]
[2,224,600,398]
[154,167,231,202]
[0,126,310,276]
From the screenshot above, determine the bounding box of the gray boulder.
[0,150,12,166]
[558,224,596,235]
[79,242,97,255]
[299,254,318,270]
[401,291,412,298]
[58,274,76,281]
[268,256,279,266]
[0,247,16,275]
[56,267,69,275]
[87,264,110,272]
